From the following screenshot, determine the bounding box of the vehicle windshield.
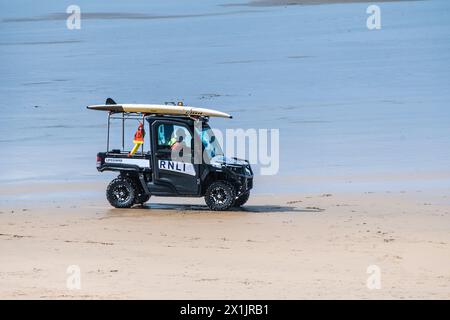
[197,124,223,159]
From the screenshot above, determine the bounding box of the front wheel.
[106,178,137,208]
[205,181,236,211]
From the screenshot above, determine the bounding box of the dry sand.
[0,181,449,299]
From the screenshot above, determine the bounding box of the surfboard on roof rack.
[87,98,232,119]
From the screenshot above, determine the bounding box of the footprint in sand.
[286,200,302,204]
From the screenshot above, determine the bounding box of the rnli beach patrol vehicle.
[88,98,253,211]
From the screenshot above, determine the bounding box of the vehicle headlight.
[245,167,251,175]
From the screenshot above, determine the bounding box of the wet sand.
[0,181,448,299]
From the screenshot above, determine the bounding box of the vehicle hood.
[210,156,248,167]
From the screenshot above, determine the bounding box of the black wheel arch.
[118,170,150,195]
[201,170,239,196]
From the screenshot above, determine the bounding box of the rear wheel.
[234,191,250,207]
[205,181,236,211]
[106,178,136,208]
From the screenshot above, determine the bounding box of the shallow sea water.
[0,0,449,193]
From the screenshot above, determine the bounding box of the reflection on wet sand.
[104,202,321,217]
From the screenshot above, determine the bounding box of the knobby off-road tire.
[234,191,250,207]
[106,178,137,208]
[204,180,236,211]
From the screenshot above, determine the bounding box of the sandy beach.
[0,178,448,299]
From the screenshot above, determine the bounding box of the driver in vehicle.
[169,127,190,161]
[169,128,186,150]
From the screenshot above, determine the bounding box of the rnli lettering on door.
[158,160,196,176]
